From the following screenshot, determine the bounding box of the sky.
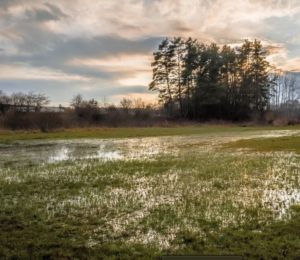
[0,0,300,106]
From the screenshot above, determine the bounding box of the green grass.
[1,128,300,259]
[223,135,300,154]
[1,125,300,143]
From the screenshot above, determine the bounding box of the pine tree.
[150,38,276,121]
[149,38,176,116]
[170,37,186,116]
[182,37,199,118]
[195,43,225,105]
[251,39,274,111]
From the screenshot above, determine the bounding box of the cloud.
[0,34,161,82]
[0,0,19,10]
[24,3,68,22]
[1,0,300,104]
[59,64,135,80]
[277,58,300,72]
[44,3,68,18]
[263,16,300,43]
[49,36,162,59]
[0,0,81,10]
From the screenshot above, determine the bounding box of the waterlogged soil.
[1,129,299,166]
[1,129,300,259]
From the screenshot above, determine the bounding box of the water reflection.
[46,143,122,163]
[1,129,299,166]
[0,137,167,166]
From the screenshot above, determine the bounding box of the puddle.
[0,137,173,166]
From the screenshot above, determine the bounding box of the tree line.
[269,72,300,118]
[1,36,300,131]
[0,91,157,116]
[0,91,50,114]
[0,91,171,131]
[149,37,283,121]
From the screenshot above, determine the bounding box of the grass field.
[1,126,300,259]
[1,125,300,143]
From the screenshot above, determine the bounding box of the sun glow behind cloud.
[112,93,158,103]
[69,55,153,88]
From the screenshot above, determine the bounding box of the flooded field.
[1,129,300,259]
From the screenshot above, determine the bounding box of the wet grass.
[223,135,300,154]
[1,130,300,259]
[1,125,300,143]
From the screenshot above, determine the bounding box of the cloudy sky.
[0,0,300,106]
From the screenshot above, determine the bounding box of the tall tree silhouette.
[182,37,200,118]
[170,37,185,116]
[150,38,275,121]
[251,40,274,111]
[149,38,176,116]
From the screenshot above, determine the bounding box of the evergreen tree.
[150,38,275,121]
[149,38,176,116]
[170,37,186,116]
[220,45,238,105]
[182,37,199,118]
[251,39,274,111]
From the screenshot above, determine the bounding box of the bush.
[250,111,264,124]
[3,110,35,130]
[264,111,280,125]
[34,112,64,132]
[272,118,300,126]
[0,114,4,128]
[134,109,150,119]
[287,118,300,126]
[92,113,102,121]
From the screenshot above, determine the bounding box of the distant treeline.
[149,37,299,121]
[0,91,50,114]
[0,91,181,131]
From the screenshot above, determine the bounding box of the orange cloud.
[112,93,158,104]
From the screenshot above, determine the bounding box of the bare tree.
[270,71,300,117]
[24,91,36,112]
[133,97,146,109]
[100,96,110,109]
[34,93,50,112]
[0,91,50,113]
[11,92,26,111]
[70,94,84,109]
[269,70,282,110]
[87,98,98,108]
[120,98,133,114]
[0,90,10,104]
[282,73,300,117]
[0,90,11,115]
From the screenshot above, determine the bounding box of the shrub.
[287,118,300,126]
[34,112,64,132]
[3,110,35,130]
[134,109,150,119]
[264,111,280,125]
